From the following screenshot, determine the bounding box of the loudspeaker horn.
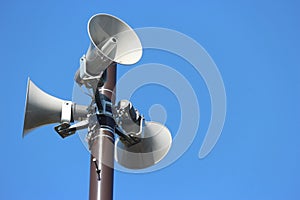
[115,121,172,169]
[23,78,88,137]
[84,13,142,76]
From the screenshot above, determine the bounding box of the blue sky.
[1,0,300,199]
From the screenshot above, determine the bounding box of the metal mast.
[89,63,116,200]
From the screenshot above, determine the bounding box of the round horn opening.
[87,13,142,65]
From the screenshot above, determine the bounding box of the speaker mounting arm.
[114,126,141,147]
[54,119,90,138]
[54,100,89,139]
[92,87,143,146]
[54,122,76,138]
[74,56,107,89]
[114,100,144,136]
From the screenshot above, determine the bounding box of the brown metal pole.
[89,63,116,200]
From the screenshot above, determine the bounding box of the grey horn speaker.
[23,78,88,137]
[85,13,142,76]
[115,121,172,169]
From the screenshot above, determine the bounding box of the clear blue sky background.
[1,0,300,199]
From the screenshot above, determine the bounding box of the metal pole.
[89,63,116,200]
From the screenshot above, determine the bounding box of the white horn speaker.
[115,121,172,169]
[23,78,88,137]
[83,13,142,77]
